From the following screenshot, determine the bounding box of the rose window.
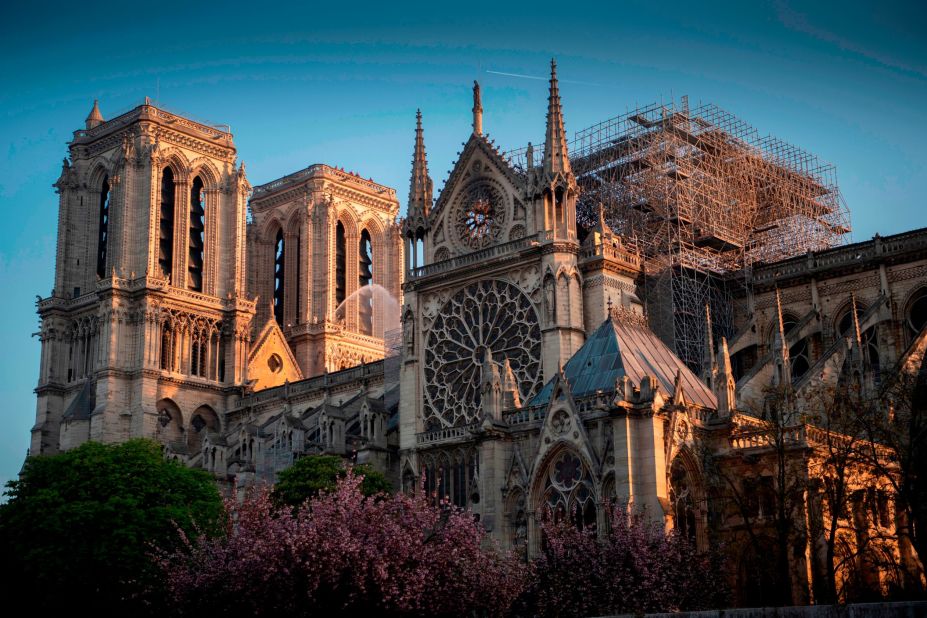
[454,182,506,250]
[423,279,541,427]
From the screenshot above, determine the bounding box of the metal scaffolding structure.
[508,98,851,373]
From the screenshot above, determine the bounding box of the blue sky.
[1,1,925,490]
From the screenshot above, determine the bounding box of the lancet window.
[420,448,479,508]
[188,176,205,291]
[96,176,110,278]
[335,221,346,306]
[159,168,176,278]
[274,229,285,326]
[359,228,373,335]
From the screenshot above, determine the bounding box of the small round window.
[267,353,283,374]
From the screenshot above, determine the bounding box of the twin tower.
[33,100,401,456]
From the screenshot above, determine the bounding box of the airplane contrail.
[485,69,547,81]
[485,69,603,87]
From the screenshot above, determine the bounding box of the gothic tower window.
[335,221,346,307]
[96,176,110,279]
[159,168,176,278]
[160,323,174,371]
[188,176,205,291]
[359,228,373,335]
[274,229,285,326]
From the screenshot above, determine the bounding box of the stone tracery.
[423,279,541,427]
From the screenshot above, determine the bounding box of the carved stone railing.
[239,359,386,406]
[728,424,806,450]
[416,422,480,445]
[579,240,642,269]
[73,102,233,142]
[252,163,396,199]
[409,232,543,280]
[752,227,927,286]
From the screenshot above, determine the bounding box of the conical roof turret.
[85,100,104,129]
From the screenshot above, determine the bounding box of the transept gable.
[247,318,303,392]
[431,132,520,221]
[427,134,524,257]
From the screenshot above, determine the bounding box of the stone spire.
[774,288,792,388]
[85,100,104,129]
[543,59,571,178]
[715,337,736,417]
[408,109,433,217]
[472,80,483,135]
[703,303,717,388]
[501,358,521,409]
[481,349,503,421]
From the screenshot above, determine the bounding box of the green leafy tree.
[0,439,223,615]
[272,454,391,509]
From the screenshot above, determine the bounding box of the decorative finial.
[472,80,483,135]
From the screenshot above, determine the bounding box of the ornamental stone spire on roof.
[472,80,483,136]
[408,109,433,218]
[85,99,104,129]
[543,59,571,178]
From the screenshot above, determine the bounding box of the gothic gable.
[247,318,303,392]
[529,370,599,483]
[428,133,524,258]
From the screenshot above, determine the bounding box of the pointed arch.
[187,404,219,453]
[188,175,206,291]
[96,173,111,279]
[85,160,112,192]
[155,398,184,451]
[187,157,221,190]
[158,166,176,278]
[158,148,192,181]
[669,446,705,546]
[529,442,598,530]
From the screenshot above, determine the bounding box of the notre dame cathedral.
[32,61,927,605]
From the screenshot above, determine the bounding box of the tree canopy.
[272,454,391,509]
[0,439,223,614]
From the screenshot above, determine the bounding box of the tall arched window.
[96,176,110,278]
[335,221,346,306]
[906,288,927,343]
[359,229,373,335]
[273,229,285,326]
[188,176,205,291]
[159,168,176,278]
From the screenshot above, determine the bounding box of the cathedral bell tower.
[34,100,254,455]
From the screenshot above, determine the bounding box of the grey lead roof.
[529,316,717,409]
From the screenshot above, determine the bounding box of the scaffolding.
[509,98,851,373]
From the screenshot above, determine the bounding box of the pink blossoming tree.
[520,504,729,618]
[155,473,527,617]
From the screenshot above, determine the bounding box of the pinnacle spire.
[715,336,736,417]
[543,58,571,177]
[703,303,717,387]
[472,81,483,135]
[774,288,792,388]
[85,99,104,129]
[408,109,433,217]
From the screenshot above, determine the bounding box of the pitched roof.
[530,316,717,409]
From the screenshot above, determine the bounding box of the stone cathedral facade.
[32,64,927,605]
